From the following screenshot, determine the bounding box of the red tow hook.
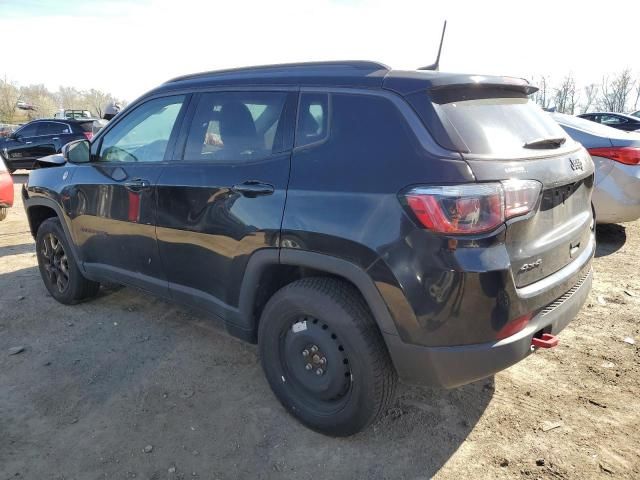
[532,333,559,349]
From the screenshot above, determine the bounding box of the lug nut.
[310,345,318,353]
[320,357,326,365]
[305,363,313,370]
[302,349,309,357]
[316,368,324,376]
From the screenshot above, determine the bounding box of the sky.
[0,0,638,102]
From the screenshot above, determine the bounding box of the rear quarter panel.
[282,90,475,340]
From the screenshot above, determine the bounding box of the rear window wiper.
[523,136,567,149]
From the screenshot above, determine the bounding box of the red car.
[0,156,13,221]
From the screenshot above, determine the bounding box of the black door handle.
[231,181,275,197]
[124,178,151,193]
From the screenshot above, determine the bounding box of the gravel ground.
[1,173,639,479]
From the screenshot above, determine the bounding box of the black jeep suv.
[23,61,595,436]
[1,118,94,172]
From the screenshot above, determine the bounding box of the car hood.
[36,153,66,167]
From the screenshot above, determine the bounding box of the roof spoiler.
[418,21,447,71]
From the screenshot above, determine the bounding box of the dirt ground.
[1,173,638,480]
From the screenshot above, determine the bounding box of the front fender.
[23,194,86,275]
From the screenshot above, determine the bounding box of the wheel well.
[27,205,58,238]
[250,264,372,339]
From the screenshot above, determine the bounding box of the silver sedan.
[552,113,640,224]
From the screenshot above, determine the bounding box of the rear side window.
[434,97,568,155]
[183,91,288,162]
[296,93,329,148]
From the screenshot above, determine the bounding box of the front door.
[68,94,188,295]
[5,122,40,165]
[154,90,296,323]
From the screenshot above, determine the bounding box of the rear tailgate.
[465,149,594,286]
[405,86,595,287]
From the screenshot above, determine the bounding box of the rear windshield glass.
[436,97,569,155]
[76,121,94,132]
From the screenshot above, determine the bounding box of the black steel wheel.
[279,315,353,414]
[259,277,397,436]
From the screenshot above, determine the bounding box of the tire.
[0,207,6,221]
[258,277,397,436]
[35,217,100,304]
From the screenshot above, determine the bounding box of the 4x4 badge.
[519,259,542,273]
[570,158,583,171]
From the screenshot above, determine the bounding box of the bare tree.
[633,81,640,112]
[56,86,81,110]
[599,69,635,112]
[84,89,114,118]
[554,75,579,114]
[20,84,58,120]
[581,84,599,114]
[531,75,552,109]
[0,76,20,123]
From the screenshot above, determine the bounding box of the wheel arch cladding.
[26,204,58,238]
[238,249,400,342]
[25,197,85,274]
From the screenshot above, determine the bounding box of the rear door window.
[183,91,289,162]
[38,122,70,136]
[601,114,626,125]
[434,97,569,155]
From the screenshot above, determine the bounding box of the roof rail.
[166,60,390,84]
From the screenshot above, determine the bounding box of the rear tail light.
[83,132,93,140]
[0,171,14,207]
[587,147,640,165]
[404,180,541,234]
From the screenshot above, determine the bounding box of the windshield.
[436,97,570,155]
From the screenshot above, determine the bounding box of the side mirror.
[10,133,20,141]
[63,139,91,164]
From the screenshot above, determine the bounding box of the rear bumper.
[385,266,592,388]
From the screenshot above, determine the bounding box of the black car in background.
[578,112,640,132]
[0,119,94,172]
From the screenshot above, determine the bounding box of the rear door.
[35,121,72,157]
[69,94,187,295]
[155,89,296,319]
[427,95,595,287]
